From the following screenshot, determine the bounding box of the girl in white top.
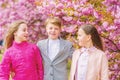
[70,24,109,80]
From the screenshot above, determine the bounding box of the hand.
[10,72,15,78]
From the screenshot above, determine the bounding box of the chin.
[23,39,27,41]
[79,44,84,47]
[49,36,58,39]
[78,43,82,46]
[51,38,57,40]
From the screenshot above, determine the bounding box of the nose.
[51,29,55,32]
[25,30,28,34]
[77,36,79,40]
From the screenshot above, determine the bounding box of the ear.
[14,32,17,36]
[87,35,91,41]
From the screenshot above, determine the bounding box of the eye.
[55,27,59,30]
[23,28,27,32]
[78,34,81,37]
[23,29,25,31]
[49,27,53,30]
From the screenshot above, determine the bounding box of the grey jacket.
[37,38,74,80]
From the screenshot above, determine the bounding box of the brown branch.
[101,35,120,52]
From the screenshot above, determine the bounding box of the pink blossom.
[102,21,109,28]
[56,3,64,9]
[93,11,101,19]
[63,25,77,33]
[62,16,73,22]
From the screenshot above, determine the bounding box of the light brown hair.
[3,20,26,50]
[45,17,61,28]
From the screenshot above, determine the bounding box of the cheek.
[47,29,52,33]
[17,32,24,37]
[15,32,20,37]
[78,36,84,41]
[56,31,60,35]
[78,36,86,44]
[46,30,49,34]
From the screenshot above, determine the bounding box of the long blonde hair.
[3,20,26,50]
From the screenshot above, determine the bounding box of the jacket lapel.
[42,39,52,61]
[70,49,82,80]
[43,39,48,55]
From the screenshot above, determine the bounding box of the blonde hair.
[45,17,61,28]
[3,20,26,50]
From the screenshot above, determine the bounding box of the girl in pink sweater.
[0,20,44,80]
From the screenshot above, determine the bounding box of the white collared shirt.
[76,48,89,80]
[48,39,60,61]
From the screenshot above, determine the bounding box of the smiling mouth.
[24,35,28,38]
[50,34,56,35]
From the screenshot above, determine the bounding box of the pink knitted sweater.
[0,41,43,80]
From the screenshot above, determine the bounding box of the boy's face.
[46,23,61,40]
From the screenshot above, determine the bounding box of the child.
[37,17,74,80]
[70,24,109,80]
[0,20,43,80]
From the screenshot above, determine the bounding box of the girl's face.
[77,28,90,47]
[14,23,28,42]
[46,23,61,40]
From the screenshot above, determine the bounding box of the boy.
[37,17,74,80]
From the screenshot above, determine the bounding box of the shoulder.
[26,42,35,47]
[27,42,39,50]
[7,46,17,52]
[93,48,107,58]
[3,47,15,57]
[72,49,80,56]
[96,48,105,55]
[37,39,47,46]
[61,39,72,46]
[93,48,108,64]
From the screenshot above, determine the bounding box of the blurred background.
[0,0,120,80]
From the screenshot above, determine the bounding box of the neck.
[14,38,24,43]
[14,40,22,43]
[49,38,59,40]
[84,40,93,48]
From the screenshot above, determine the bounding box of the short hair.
[45,17,61,28]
